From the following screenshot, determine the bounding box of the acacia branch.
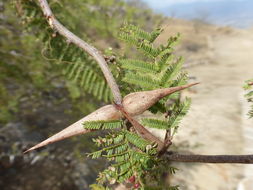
[37,0,122,105]
[114,104,165,151]
[165,151,253,164]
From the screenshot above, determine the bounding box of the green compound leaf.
[168,98,191,130]
[83,120,123,130]
[141,118,169,130]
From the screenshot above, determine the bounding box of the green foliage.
[118,23,189,140]
[84,120,123,130]
[0,0,163,125]
[0,1,52,124]
[120,59,159,74]
[82,24,191,188]
[90,184,106,190]
[167,98,191,131]
[85,128,157,185]
[16,1,189,189]
[63,61,113,102]
[14,0,162,104]
[83,119,180,189]
[17,0,115,103]
[244,79,253,118]
[141,118,169,130]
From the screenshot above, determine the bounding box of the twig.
[165,152,253,164]
[37,0,122,105]
[114,104,165,151]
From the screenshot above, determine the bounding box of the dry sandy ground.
[170,28,253,190]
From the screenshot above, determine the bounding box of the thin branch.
[37,0,122,105]
[114,104,165,151]
[165,151,253,164]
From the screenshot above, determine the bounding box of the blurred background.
[0,0,253,189]
[143,0,253,28]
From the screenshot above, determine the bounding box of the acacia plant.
[244,79,253,118]
[17,0,253,189]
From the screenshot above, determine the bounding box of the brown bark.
[165,151,253,164]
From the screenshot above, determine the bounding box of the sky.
[141,0,253,28]
[142,0,244,8]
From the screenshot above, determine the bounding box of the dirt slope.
[169,28,253,190]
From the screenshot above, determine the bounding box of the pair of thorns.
[24,0,253,165]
